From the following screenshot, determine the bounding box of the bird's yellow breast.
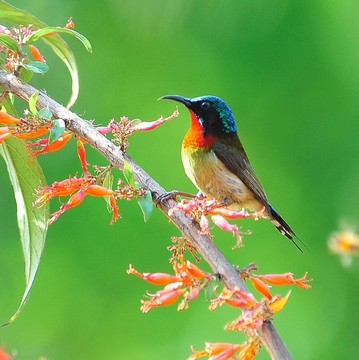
[181,146,260,210]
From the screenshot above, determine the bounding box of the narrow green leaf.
[28,92,38,115]
[26,27,92,53]
[0,137,49,325]
[22,60,49,74]
[0,1,45,24]
[43,38,80,108]
[0,1,89,108]
[49,119,65,143]
[0,33,19,52]
[137,191,153,222]
[38,108,53,120]
[123,160,135,187]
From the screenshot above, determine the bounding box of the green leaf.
[103,170,114,210]
[123,160,135,187]
[123,161,153,221]
[38,108,53,120]
[0,1,90,108]
[18,66,34,83]
[137,190,153,222]
[28,92,38,115]
[26,27,92,53]
[49,119,65,143]
[0,33,19,52]
[0,137,49,326]
[204,278,219,302]
[22,60,49,74]
[0,92,17,115]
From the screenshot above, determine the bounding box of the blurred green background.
[1,0,359,359]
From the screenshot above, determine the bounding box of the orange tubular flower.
[184,261,209,280]
[250,276,273,300]
[49,189,87,224]
[35,177,86,206]
[211,345,242,360]
[210,287,256,310]
[83,185,119,223]
[28,44,46,62]
[129,258,211,313]
[0,111,21,125]
[140,284,185,313]
[15,126,51,139]
[84,184,114,197]
[127,264,179,285]
[77,139,89,176]
[35,175,120,224]
[32,132,72,156]
[189,342,243,360]
[108,195,119,224]
[256,272,312,289]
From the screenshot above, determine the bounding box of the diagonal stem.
[0,70,292,360]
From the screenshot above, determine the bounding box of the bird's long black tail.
[269,205,305,253]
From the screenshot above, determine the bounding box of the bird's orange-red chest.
[182,110,216,149]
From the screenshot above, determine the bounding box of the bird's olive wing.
[212,135,269,205]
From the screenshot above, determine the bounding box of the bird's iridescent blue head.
[160,95,237,136]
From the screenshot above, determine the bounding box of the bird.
[160,94,303,252]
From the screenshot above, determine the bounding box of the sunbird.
[161,95,302,252]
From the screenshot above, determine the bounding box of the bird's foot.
[154,190,197,206]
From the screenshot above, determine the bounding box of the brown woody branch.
[0,70,292,360]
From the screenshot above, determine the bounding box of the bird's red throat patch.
[183,110,215,149]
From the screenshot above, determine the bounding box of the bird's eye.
[201,101,211,110]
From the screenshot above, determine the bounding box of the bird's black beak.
[159,95,192,108]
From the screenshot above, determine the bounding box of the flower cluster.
[128,242,312,359]
[169,197,265,247]
[95,109,179,151]
[192,267,311,359]
[127,257,213,313]
[34,137,147,224]
[0,19,75,74]
[0,24,36,72]
[208,266,311,339]
[189,339,260,360]
[0,110,54,145]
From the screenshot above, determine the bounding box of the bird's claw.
[154,190,197,206]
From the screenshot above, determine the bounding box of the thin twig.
[0,70,292,360]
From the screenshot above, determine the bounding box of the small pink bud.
[200,214,209,234]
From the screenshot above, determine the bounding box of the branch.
[0,71,292,360]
